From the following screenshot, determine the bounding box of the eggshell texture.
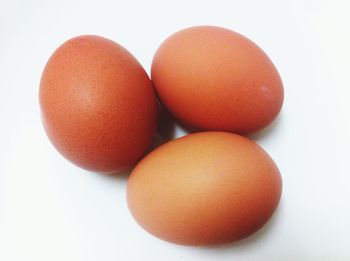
[127,132,282,245]
[40,35,158,173]
[151,26,284,134]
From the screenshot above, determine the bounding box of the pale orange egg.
[127,132,282,245]
[152,26,284,134]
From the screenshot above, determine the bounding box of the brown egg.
[127,132,282,246]
[151,26,284,134]
[40,35,158,173]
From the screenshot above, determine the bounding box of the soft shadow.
[157,102,199,142]
[246,114,283,142]
[197,201,283,252]
[158,102,284,143]
[106,168,132,181]
[157,103,176,142]
[89,167,132,181]
[157,201,283,251]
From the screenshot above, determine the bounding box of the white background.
[1,0,350,260]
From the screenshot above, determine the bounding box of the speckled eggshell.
[40,35,158,173]
[127,132,282,246]
[151,26,284,134]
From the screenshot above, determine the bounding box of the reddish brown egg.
[40,35,158,173]
[151,26,284,134]
[127,132,282,245]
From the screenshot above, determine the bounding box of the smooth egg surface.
[151,26,284,134]
[127,132,282,245]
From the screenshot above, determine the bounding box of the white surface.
[1,1,350,260]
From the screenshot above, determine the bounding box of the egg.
[151,26,284,134]
[40,35,158,173]
[127,132,282,246]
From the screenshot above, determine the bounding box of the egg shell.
[40,35,158,173]
[151,26,284,134]
[127,131,282,246]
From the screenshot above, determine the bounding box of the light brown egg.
[151,26,284,134]
[127,132,282,245]
[40,35,158,173]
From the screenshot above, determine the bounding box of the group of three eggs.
[39,26,284,246]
